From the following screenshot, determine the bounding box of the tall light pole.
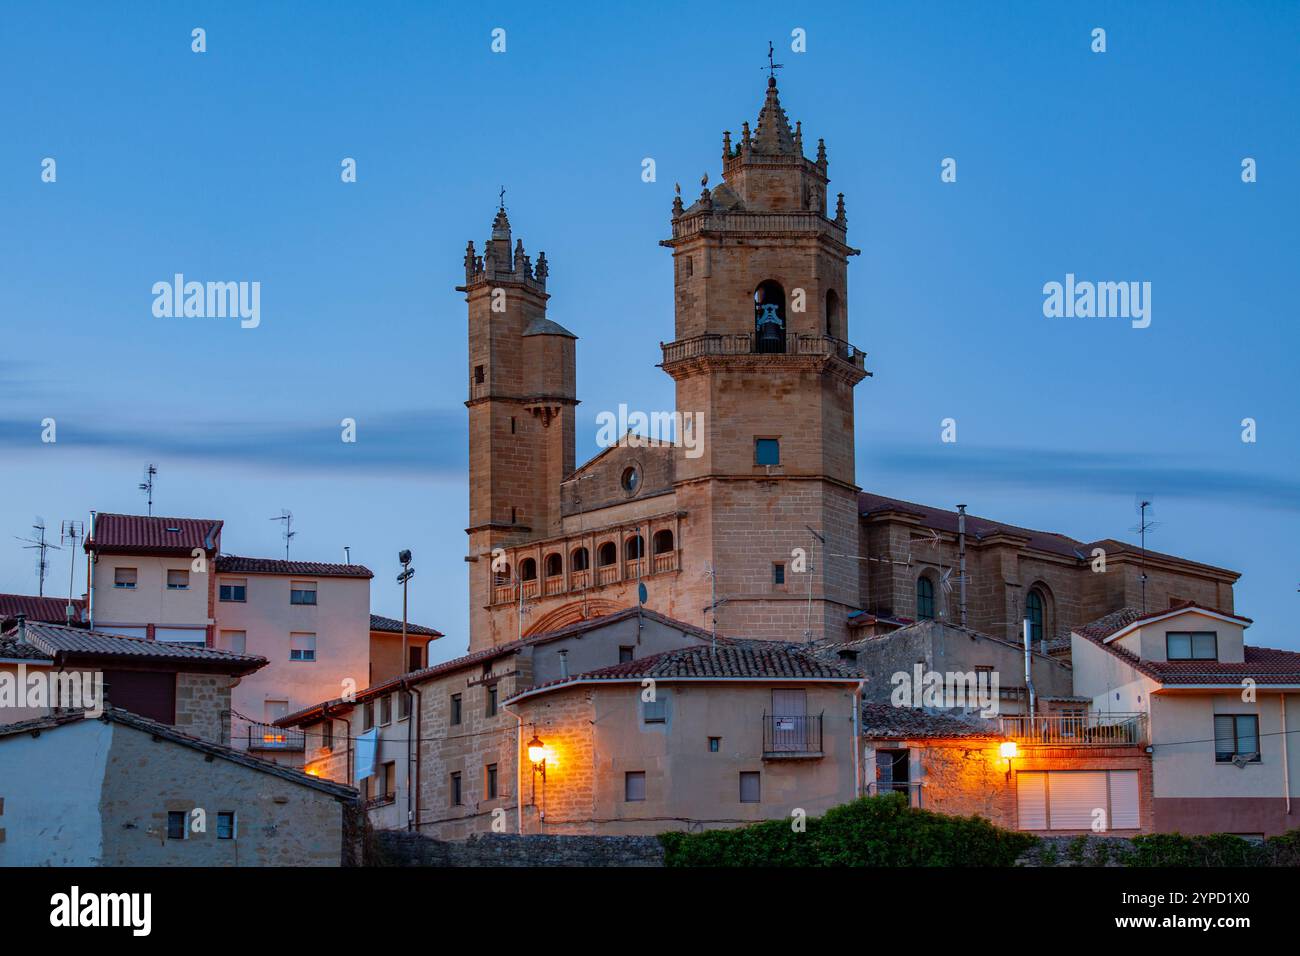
[397,550,414,673]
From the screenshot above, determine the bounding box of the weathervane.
[763,41,783,81]
[498,184,506,210]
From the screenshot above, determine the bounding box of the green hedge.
[1125,829,1300,867]
[659,793,1038,867]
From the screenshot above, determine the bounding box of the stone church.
[459,77,1237,654]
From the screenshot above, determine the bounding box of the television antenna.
[16,518,60,597]
[60,520,85,623]
[1129,496,1161,614]
[270,510,295,559]
[138,464,157,516]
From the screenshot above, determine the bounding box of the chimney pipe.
[558,649,569,680]
[1023,618,1037,719]
[16,614,27,643]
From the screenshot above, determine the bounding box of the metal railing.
[246,722,305,752]
[661,332,866,370]
[867,781,924,808]
[762,713,824,756]
[998,712,1147,746]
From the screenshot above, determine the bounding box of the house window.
[166,569,189,590]
[916,576,935,620]
[643,698,668,724]
[217,812,236,840]
[219,579,247,602]
[709,737,721,752]
[450,772,463,806]
[289,633,316,662]
[486,684,498,717]
[619,645,635,663]
[362,701,374,731]
[739,771,761,803]
[379,694,392,726]
[408,646,424,672]
[450,694,462,725]
[1168,632,1218,661]
[321,720,333,752]
[1215,714,1261,763]
[114,567,137,589]
[166,811,187,840]
[380,761,396,799]
[754,438,780,466]
[398,691,411,721]
[625,771,646,802]
[1025,588,1045,643]
[290,581,317,605]
[218,630,247,655]
[486,763,499,800]
[773,563,786,586]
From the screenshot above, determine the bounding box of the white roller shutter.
[1016,772,1048,830]
[1047,771,1108,829]
[1108,770,1140,830]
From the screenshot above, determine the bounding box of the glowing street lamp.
[1000,740,1018,780]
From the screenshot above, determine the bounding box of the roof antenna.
[60,519,85,623]
[16,517,60,597]
[270,510,295,560]
[1129,496,1160,615]
[138,464,157,516]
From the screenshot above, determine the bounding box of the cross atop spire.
[763,40,783,86]
[498,184,507,210]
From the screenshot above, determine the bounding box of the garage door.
[1017,770,1140,831]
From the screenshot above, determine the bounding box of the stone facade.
[173,672,235,745]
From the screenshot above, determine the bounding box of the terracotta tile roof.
[0,708,357,801]
[860,703,1001,739]
[0,593,85,625]
[0,637,53,661]
[3,621,267,676]
[507,641,859,703]
[214,555,374,579]
[369,614,443,638]
[279,606,725,726]
[1076,601,1251,643]
[858,492,1238,577]
[1072,607,1300,686]
[88,513,222,555]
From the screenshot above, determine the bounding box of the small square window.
[166,569,189,590]
[773,563,785,585]
[709,737,721,753]
[219,579,247,602]
[219,630,247,655]
[643,698,668,724]
[450,772,463,806]
[1167,631,1217,661]
[754,438,780,466]
[739,771,761,803]
[289,633,316,662]
[625,771,646,802]
[290,582,317,605]
[450,694,462,725]
[619,646,635,664]
[166,810,187,840]
[114,567,137,589]
[217,812,236,840]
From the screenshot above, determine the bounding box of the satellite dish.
[638,582,648,605]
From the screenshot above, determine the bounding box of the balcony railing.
[661,332,866,370]
[999,712,1147,747]
[247,722,305,752]
[543,575,565,596]
[595,565,619,586]
[762,713,824,757]
[866,781,924,808]
[652,551,678,573]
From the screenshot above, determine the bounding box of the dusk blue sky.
[2,1,1296,661]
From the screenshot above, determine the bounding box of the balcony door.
[770,689,808,751]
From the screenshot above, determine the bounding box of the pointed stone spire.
[752,77,796,155]
[514,238,525,273]
[672,182,684,218]
[464,240,478,281]
[834,192,847,227]
[816,137,827,169]
[722,130,732,160]
[741,121,751,152]
[794,120,803,153]
[491,205,511,242]
[535,251,548,284]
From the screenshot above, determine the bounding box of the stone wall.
[373,830,664,867]
[174,672,233,745]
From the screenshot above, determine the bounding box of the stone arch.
[524,598,625,636]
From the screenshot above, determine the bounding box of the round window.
[621,466,640,494]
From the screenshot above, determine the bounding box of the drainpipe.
[956,505,967,627]
[502,703,525,835]
[1023,618,1036,720]
[852,680,864,798]
[87,512,96,629]
[1283,696,1292,817]
[407,680,423,831]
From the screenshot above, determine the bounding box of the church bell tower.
[659,72,869,642]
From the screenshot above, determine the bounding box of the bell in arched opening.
[754,280,787,353]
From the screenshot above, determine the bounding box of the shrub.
[1126,832,1264,867]
[660,793,1038,867]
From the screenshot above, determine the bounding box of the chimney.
[558,649,569,680]
[15,613,27,643]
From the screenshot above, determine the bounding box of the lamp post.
[1000,740,1018,781]
[397,550,415,673]
[527,731,546,811]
